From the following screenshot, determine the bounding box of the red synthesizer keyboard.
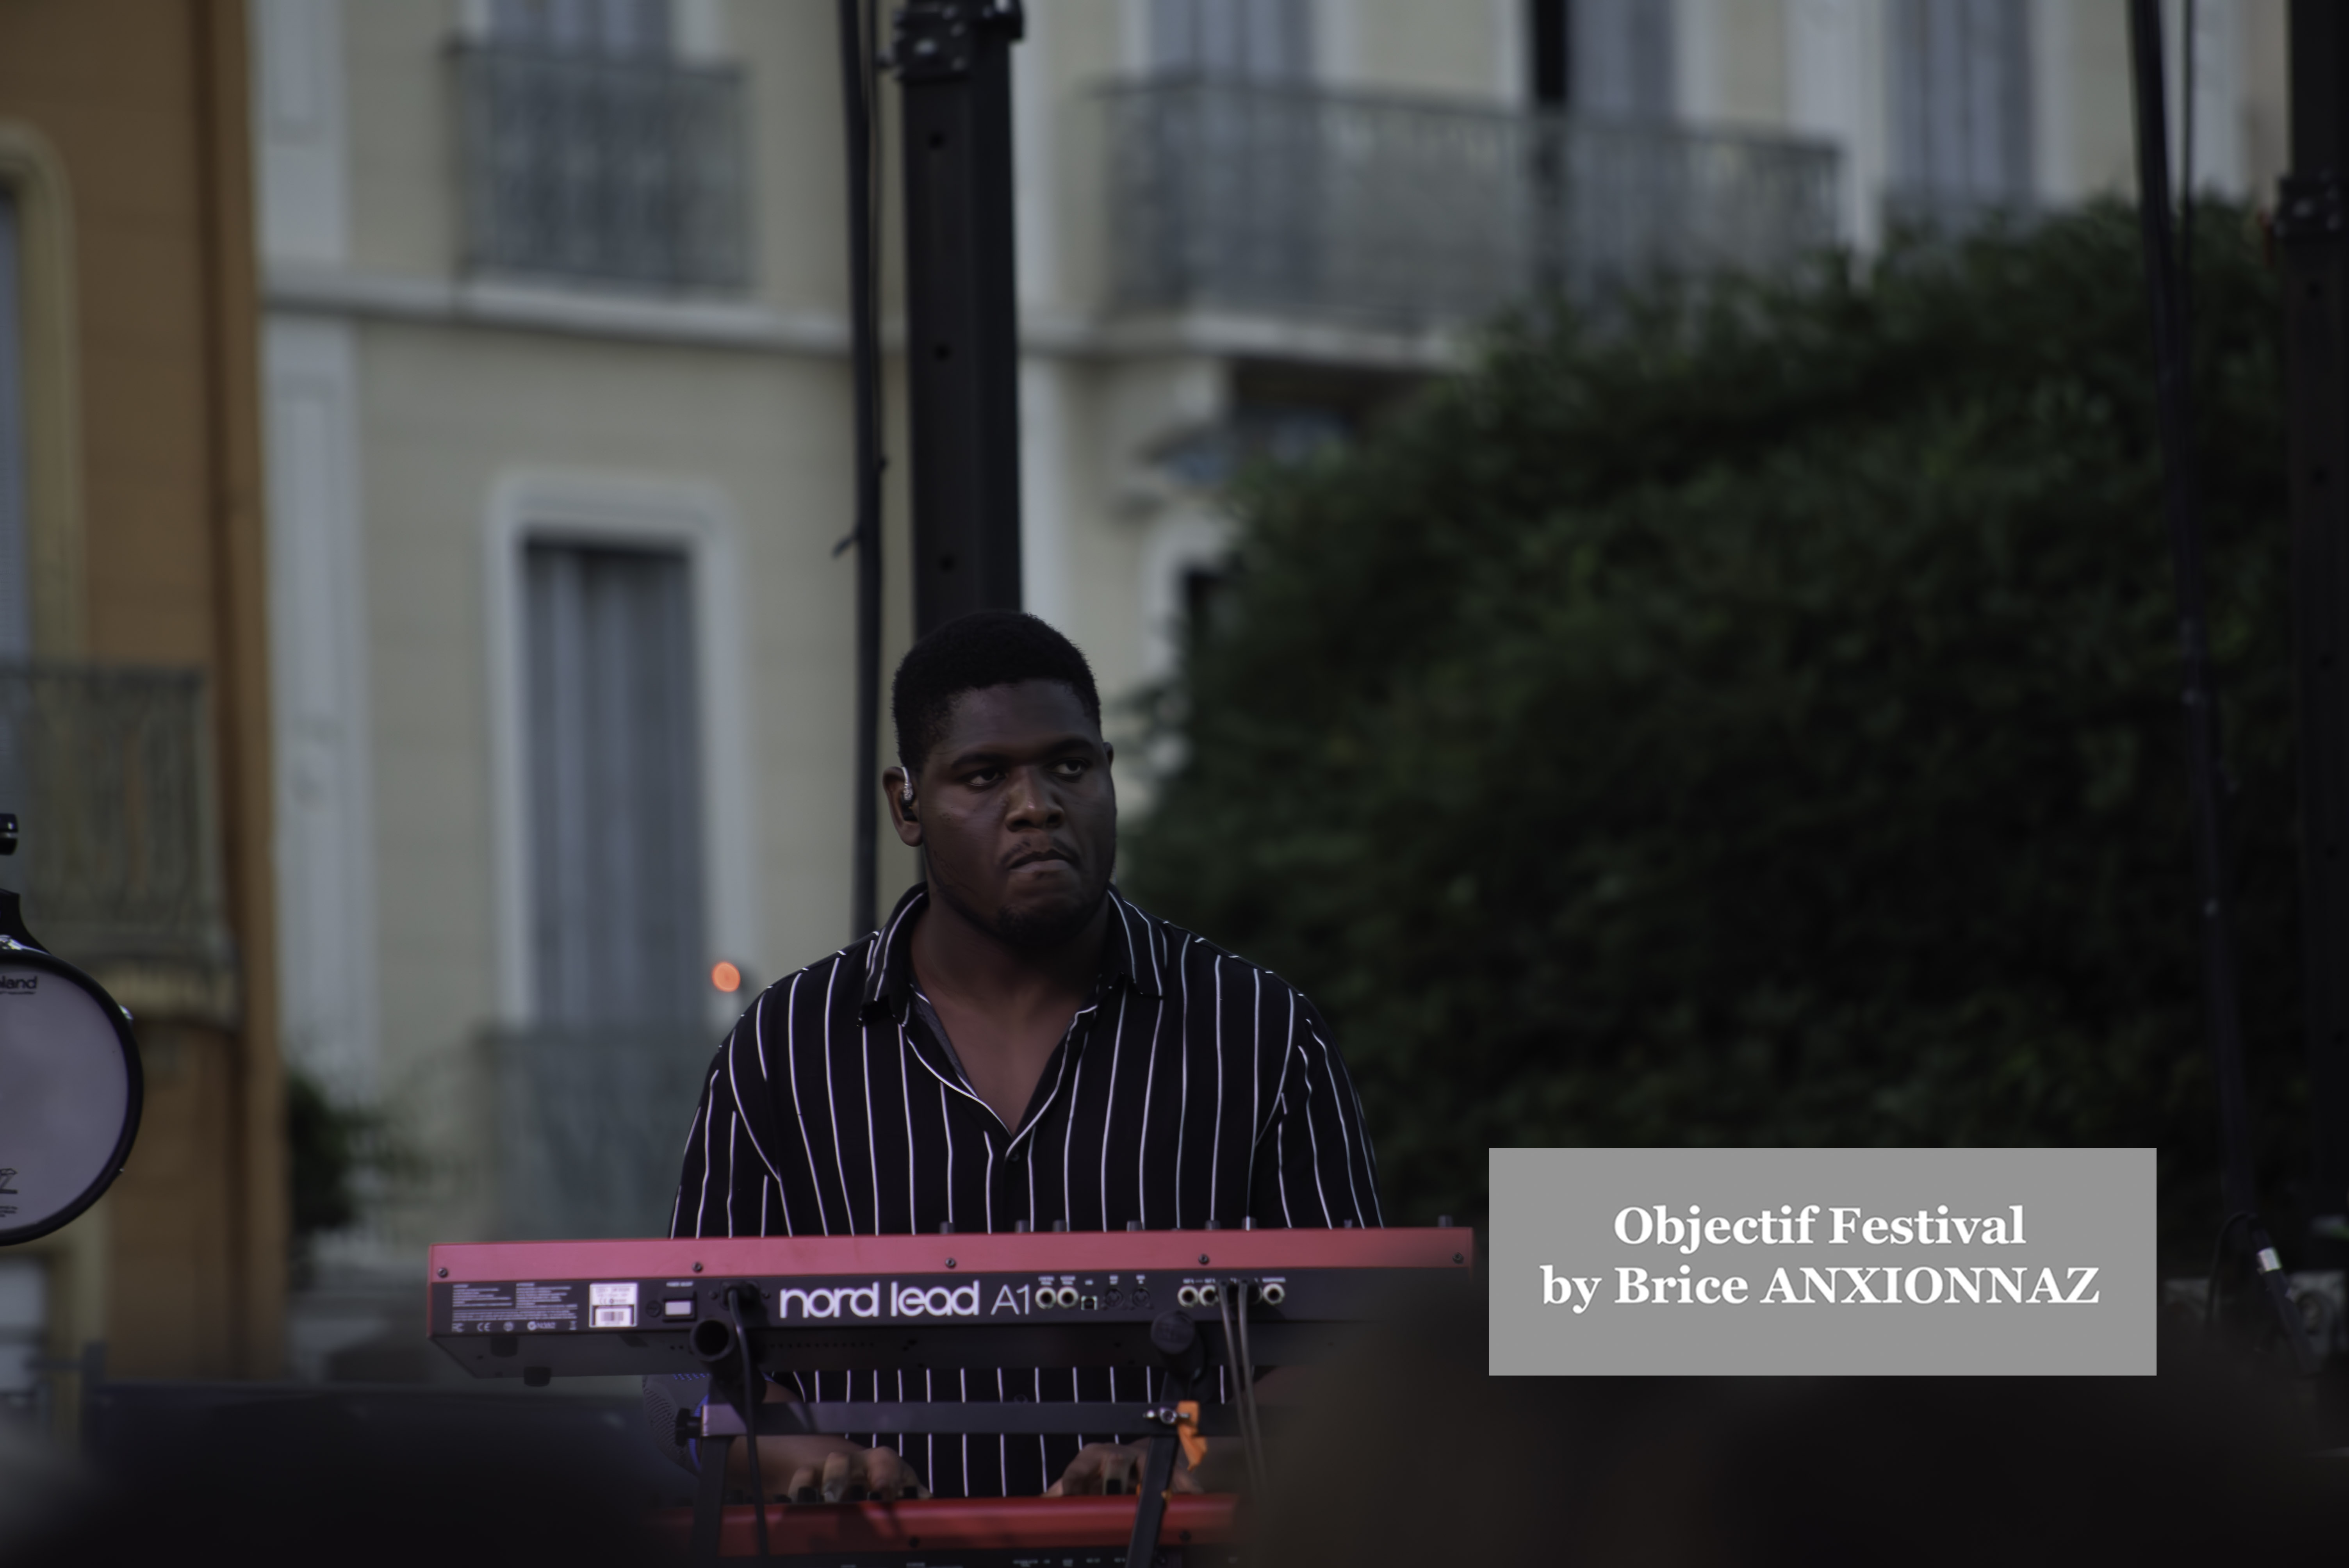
[428,1227,1473,1380]
[429,1228,1473,1568]
[652,1495,1241,1566]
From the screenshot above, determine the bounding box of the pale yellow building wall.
[4,0,284,1379]
[354,319,877,1236]
[1699,0,1793,127]
[343,1,456,276]
[1342,0,1511,98]
[288,0,928,1251]
[342,1,855,315]
[730,0,860,318]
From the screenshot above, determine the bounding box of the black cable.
[838,0,885,939]
[726,1285,773,1562]
[1212,1286,1248,1489]
[2179,0,2196,354]
[1233,1283,1268,1494]
[1215,1285,1265,1494]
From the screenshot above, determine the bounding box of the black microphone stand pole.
[2124,0,2317,1372]
[891,0,1025,638]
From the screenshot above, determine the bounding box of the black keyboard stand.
[686,1311,1227,1568]
[688,1399,1250,1566]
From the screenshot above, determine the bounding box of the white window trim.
[1309,0,1356,87]
[264,315,380,1098]
[1118,0,1151,75]
[483,469,759,1029]
[251,0,349,267]
[1788,0,1884,255]
[1491,0,1526,106]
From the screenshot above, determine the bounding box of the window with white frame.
[490,0,673,58]
[1527,0,1675,118]
[1149,0,1311,80]
[459,0,747,289]
[1886,0,2034,229]
[524,542,704,1027]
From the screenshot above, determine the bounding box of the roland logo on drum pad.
[0,809,146,1249]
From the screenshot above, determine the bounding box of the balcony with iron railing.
[0,666,235,1022]
[453,45,751,291]
[1105,79,1844,331]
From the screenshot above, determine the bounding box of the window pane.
[525,543,703,1026]
[490,0,672,57]
[1888,0,2032,213]
[1574,0,1675,121]
[1150,0,1310,81]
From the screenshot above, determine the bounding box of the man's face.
[894,680,1116,950]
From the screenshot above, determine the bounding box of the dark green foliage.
[1126,205,2299,1263]
[287,1069,375,1243]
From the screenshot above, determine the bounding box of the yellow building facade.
[0,0,284,1400]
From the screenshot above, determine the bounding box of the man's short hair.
[892,610,1102,771]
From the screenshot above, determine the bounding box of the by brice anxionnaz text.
[1539,1203,2104,1314]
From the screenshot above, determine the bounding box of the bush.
[1126,205,2299,1264]
[287,1069,391,1277]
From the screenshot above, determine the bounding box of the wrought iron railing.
[454,46,750,290]
[0,665,232,991]
[1105,79,1843,328]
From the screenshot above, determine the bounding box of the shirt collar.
[859,882,1166,1021]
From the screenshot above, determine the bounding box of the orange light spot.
[711,960,742,994]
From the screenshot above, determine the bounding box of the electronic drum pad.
[0,943,141,1246]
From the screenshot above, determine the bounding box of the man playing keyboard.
[662,610,1382,1501]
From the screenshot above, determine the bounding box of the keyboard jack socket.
[1198,1282,1220,1306]
[1176,1286,1199,1308]
[1260,1282,1285,1306]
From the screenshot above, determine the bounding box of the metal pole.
[893,0,1025,637]
[2126,0,2316,1370]
[2281,0,2349,1281]
[838,0,885,938]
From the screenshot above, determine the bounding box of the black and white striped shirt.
[667,882,1383,1497]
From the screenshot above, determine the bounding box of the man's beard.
[988,886,1108,951]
